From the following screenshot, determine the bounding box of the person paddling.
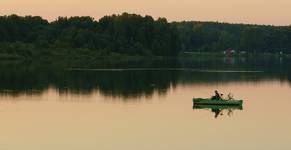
[212,90,223,100]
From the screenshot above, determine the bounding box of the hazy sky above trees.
[0,0,290,25]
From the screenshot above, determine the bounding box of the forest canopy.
[0,13,180,58]
[0,13,291,60]
[174,21,291,54]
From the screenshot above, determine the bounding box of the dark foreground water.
[0,57,290,150]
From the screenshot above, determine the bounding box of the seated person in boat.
[211,90,223,100]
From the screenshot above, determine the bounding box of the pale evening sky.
[0,0,290,25]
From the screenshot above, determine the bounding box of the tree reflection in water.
[0,57,290,100]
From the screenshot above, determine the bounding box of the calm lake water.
[0,57,290,150]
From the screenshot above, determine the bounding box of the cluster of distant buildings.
[223,48,236,55]
[223,48,284,55]
[183,48,286,56]
[223,48,249,55]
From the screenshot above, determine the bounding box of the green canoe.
[193,104,243,110]
[193,98,243,105]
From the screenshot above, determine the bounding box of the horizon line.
[1,13,290,27]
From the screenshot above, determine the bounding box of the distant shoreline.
[180,51,291,58]
[1,51,290,63]
[1,13,291,60]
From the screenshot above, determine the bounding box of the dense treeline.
[175,21,291,54]
[1,13,291,60]
[0,13,180,59]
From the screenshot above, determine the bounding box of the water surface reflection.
[0,57,290,100]
[0,58,291,150]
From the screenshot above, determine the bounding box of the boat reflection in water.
[193,104,243,118]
